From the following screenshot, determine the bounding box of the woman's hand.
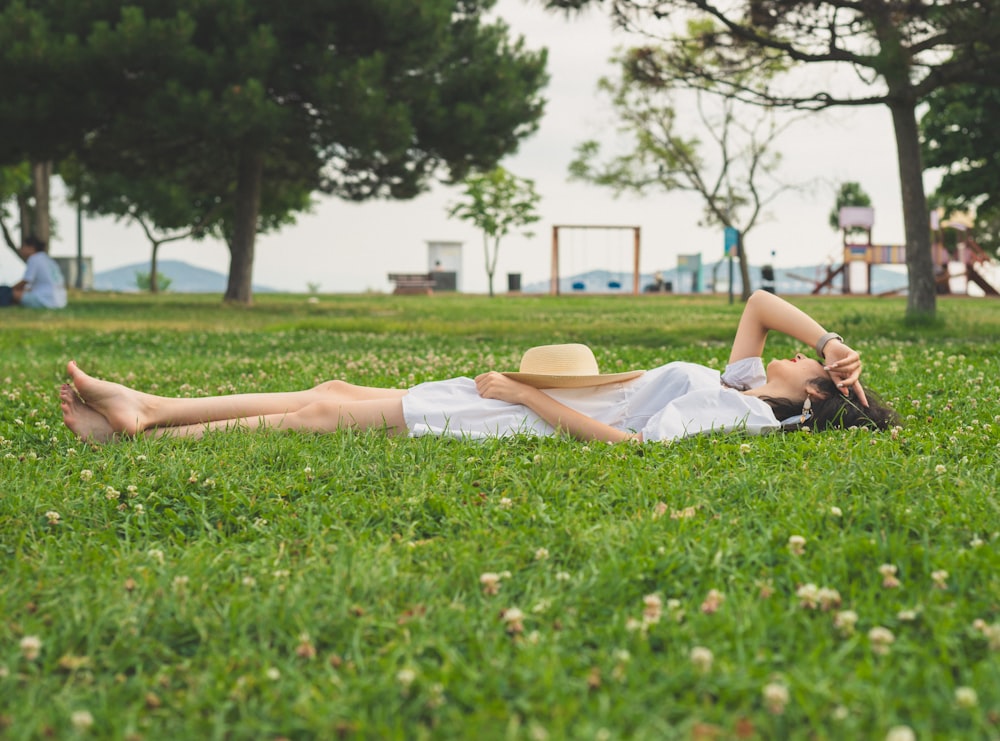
[475,371,533,405]
[821,340,869,407]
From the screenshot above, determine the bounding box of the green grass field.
[2,292,998,740]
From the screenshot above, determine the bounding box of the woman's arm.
[474,372,640,444]
[729,290,868,404]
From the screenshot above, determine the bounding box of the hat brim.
[501,370,644,389]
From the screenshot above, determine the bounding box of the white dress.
[401,356,780,442]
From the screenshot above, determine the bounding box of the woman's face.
[766,353,830,397]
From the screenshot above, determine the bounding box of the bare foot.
[60,384,118,443]
[66,361,149,436]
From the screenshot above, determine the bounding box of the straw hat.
[502,343,644,389]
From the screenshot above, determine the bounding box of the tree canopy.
[0,0,549,303]
[569,37,796,300]
[544,0,1000,318]
[921,83,1000,255]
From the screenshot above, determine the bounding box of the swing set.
[549,225,641,295]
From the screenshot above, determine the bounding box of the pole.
[728,251,734,305]
[550,226,559,296]
[76,200,84,290]
[632,226,641,295]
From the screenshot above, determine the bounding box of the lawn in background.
[2,292,998,740]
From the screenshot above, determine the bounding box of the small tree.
[570,40,795,300]
[447,167,541,297]
[829,182,873,242]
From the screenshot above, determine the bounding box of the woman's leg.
[66,360,406,436]
[145,397,408,440]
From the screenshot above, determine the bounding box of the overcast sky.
[0,0,920,293]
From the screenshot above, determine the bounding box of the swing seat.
[572,281,586,291]
[607,280,622,290]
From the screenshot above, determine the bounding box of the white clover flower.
[885,725,916,741]
[498,497,513,509]
[147,549,165,565]
[787,535,806,556]
[739,443,752,454]
[935,464,946,474]
[931,570,949,589]
[70,710,94,731]
[897,609,919,622]
[689,646,713,674]
[479,572,502,595]
[879,563,901,589]
[20,635,42,661]
[955,686,978,709]
[396,668,417,688]
[834,609,859,636]
[830,505,843,517]
[555,571,571,582]
[796,583,820,609]
[265,667,281,681]
[534,547,549,561]
[868,626,895,655]
[762,682,789,715]
[45,511,61,525]
[80,469,93,481]
[817,587,842,611]
[700,589,725,614]
[642,594,663,623]
[502,607,525,634]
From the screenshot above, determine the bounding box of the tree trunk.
[888,101,936,319]
[737,235,752,301]
[484,232,495,297]
[150,242,161,293]
[225,150,263,304]
[30,161,53,244]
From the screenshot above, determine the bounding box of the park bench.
[387,272,436,295]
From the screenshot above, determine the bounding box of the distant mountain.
[93,260,277,293]
[520,263,910,296]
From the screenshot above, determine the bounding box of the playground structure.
[810,207,999,296]
[549,225,641,295]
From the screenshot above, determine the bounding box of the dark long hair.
[762,376,900,432]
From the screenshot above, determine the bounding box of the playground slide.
[967,263,1000,296]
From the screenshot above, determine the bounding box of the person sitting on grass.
[1,235,67,309]
[60,290,898,445]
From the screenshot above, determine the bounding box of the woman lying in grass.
[61,290,898,444]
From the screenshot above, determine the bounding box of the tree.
[0,1,548,304]
[829,181,873,241]
[569,41,795,300]
[544,0,1000,320]
[921,83,1000,256]
[447,167,541,297]
[0,163,33,258]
